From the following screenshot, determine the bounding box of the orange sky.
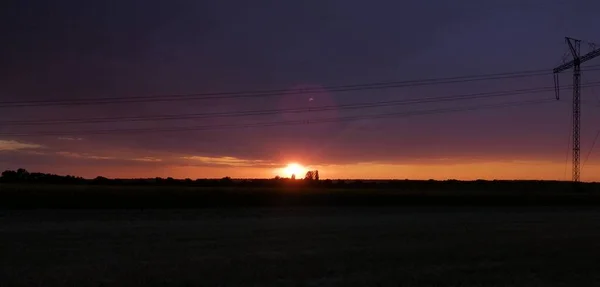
[163,161,600,182]
[2,139,600,182]
[18,159,600,182]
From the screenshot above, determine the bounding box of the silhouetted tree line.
[1,168,86,184]
[0,168,594,192]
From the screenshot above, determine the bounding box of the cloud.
[25,150,48,156]
[56,151,115,160]
[55,151,163,163]
[58,137,83,141]
[132,157,163,162]
[182,155,274,167]
[0,140,44,151]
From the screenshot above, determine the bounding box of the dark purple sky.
[2,0,600,180]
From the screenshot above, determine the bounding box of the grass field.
[2,207,600,286]
[3,184,600,286]
[2,182,600,209]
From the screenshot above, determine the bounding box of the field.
[2,184,600,286]
[3,207,600,286]
[2,181,600,209]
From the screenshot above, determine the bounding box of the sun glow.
[283,163,307,178]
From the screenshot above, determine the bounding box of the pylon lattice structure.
[553,37,600,182]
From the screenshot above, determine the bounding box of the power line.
[3,82,600,126]
[564,107,572,181]
[0,98,555,137]
[583,130,600,169]
[3,66,600,108]
[553,37,600,182]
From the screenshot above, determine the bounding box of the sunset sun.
[283,163,307,178]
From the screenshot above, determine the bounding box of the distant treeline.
[0,168,594,192]
[3,169,600,209]
[0,168,327,186]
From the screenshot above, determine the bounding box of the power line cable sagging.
[0,65,592,138]
[2,82,599,127]
[0,98,556,137]
[583,130,600,169]
[2,65,600,108]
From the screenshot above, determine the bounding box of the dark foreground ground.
[3,182,600,208]
[2,207,600,286]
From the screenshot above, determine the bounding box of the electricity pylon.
[554,37,600,182]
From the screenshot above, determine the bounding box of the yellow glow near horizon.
[283,163,307,178]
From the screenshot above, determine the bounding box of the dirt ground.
[2,207,600,286]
